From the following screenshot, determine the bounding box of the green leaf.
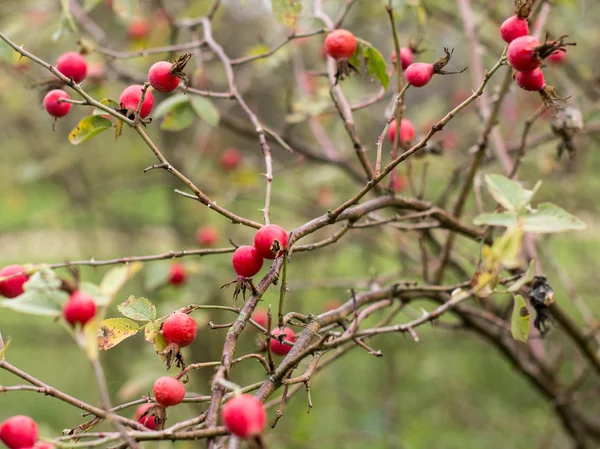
[24,266,62,292]
[363,44,389,90]
[492,225,523,270]
[484,174,532,212]
[416,5,428,26]
[93,98,119,116]
[473,212,518,228]
[272,0,303,28]
[144,321,167,352]
[68,116,113,145]
[52,17,71,41]
[348,44,361,70]
[112,0,138,19]
[521,203,586,233]
[143,263,171,292]
[81,318,99,360]
[189,96,220,127]
[0,290,69,316]
[0,337,11,360]
[511,295,530,343]
[508,260,536,293]
[153,94,189,118]
[0,267,68,316]
[97,318,140,350]
[117,296,156,321]
[79,282,110,307]
[60,0,78,34]
[99,263,143,307]
[153,94,196,132]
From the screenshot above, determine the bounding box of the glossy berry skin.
[127,18,150,40]
[500,16,529,43]
[0,265,28,298]
[270,327,296,355]
[135,403,158,430]
[63,291,96,327]
[56,52,87,83]
[232,246,263,278]
[515,68,545,91]
[391,48,414,71]
[548,50,567,64]
[405,63,434,87]
[220,148,242,171]
[197,225,219,247]
[43,90,71,118]
[252,309,267,328]
[162,313,197,347]
[324,29,357,61]
[253,225,288,260]
[119,85,155,118]
[153,377,186,407]
[387,119,415,144]
[0,416,38,449]
[168,263,187,286]
[148,61,180,93]
[222,394,266,438]
[507,36,542,72]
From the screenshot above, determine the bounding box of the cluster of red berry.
[231,224,288,278]
[501,11,568,93]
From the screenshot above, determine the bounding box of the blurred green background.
[1,0,600,448]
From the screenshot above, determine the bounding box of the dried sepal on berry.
[514,0,534,18]
[432,47,467,76]
[170,53,192,88]
[539,84,570,112]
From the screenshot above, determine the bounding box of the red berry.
[87,63,106,84]
[252,309,267,328]
[162,312,197,347]
[405,63,434,87]
[515,68,545,91]
[153,377,186,407]
[548,50,567,64]
[507,35,542,72]
[391,48,414,71]
[197,225,219,247]
[387,118,416,144]
[119,85,155,118]
[253,225,288,260]
[148,61,180,93]
[127,18,150,40]
[43,89,71,118]
[220,148,242,171]
[135,403,158,430]
[392,173,407,193]
[222,395,266,438]
[62,291,96,327]
[0,265,28,298]
[500,16,529,43]
[0,416,38,449]
[232,246,263,278]
[56,52,87,83]
[168,263,187,286]
[324,29,357,61]
[270,327,296,355]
